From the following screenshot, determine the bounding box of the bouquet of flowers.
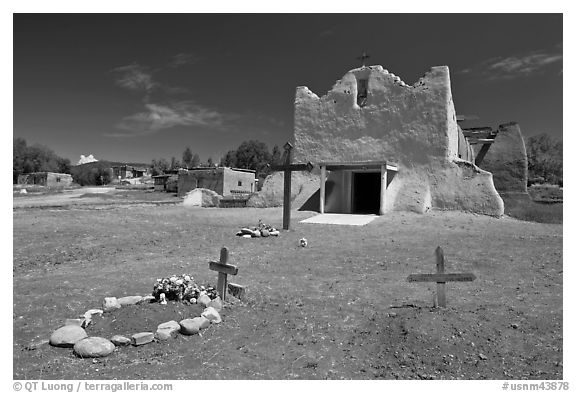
[152,274,219,303]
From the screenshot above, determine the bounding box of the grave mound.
[87,301,206,337]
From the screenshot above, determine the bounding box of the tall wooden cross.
[269,142,313,230]
[407,246,476,308]
[208,247,238,301]
[357,51,370,67]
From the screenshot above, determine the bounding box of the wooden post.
[407,246,476,308]
[320,165,326,214]
[282,142,293,230]
[269,143,313,230]
[379,165,387,215]
[435,246,446,307]
[208,247,238,301]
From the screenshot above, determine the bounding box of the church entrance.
[352,171,381,214]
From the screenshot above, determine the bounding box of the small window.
[357,79,368,107]
[238,181,242,186]
[56,177,61,182]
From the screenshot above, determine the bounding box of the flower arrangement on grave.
[236,219,280,237]
[152,274,219,303]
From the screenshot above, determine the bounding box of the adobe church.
[250,63,529,217]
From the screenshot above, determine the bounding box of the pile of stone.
[152,274,219,303]
[47,289,226,359]
[236,220,280,238]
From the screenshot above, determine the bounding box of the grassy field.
[13,196,562,380]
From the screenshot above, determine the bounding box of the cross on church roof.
[357,51,370,67]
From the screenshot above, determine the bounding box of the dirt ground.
[13,192,562,380]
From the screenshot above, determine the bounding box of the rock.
[252,229,261,237]
[197,294,212,307]
[102,297,121,312]
[179,317,210,335]
[270,230,279,236]
[155,320,181,341]
[137,295,156,304]
[110,335,132,346]
[207,297,223,312]
[84,309,103,319]
[242,234,251,239]
[261,229,270,237]
[227,283,245,300]
[478,353,488,360]
[49,325,88,348]
[74,337,115,358]
[201,307,222,324]
[511,323,519,329]
[131,332,155,346]
[387,312,397,318]
[118,296,143,306]
[240,228,254,235]
[65,318,84,327]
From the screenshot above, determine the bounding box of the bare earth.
[13,193,562,380]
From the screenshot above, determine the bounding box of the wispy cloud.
[111,64,156,93]
[170,53,201,68]
[109,54,286,138]
[460,49,562,80]
[109,57,229,137]
[107,101,226,137]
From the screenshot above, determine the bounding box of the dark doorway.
[352,172,381,214]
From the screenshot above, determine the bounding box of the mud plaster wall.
[178,169,224,197]
[18,172,73,188]
[290,65,503,216]
[474,122,528,194]
[222,168,256,196]
[178,168,255,197]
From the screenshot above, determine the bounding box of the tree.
[526,134,563,185]
[70,161,112,186]
[221,150,237,168]
[13,138,72,183]
[151,158,169,176]
[191,153,200,168]
[207,157,214,167]
[182,147,193,169]
[271,144,282,165]
[170,157,181,170]
[235,140,272,177]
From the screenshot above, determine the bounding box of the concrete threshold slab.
[300,213,378,226]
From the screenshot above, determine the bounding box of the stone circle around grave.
[47,273,237,359]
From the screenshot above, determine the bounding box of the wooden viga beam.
[467,138,496,145]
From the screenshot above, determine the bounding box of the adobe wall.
[474,122,529,194]
[222,168,256,196]
[290,65,503,216]
[177,169,224,197]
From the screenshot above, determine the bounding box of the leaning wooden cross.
[407,246,476,308]
[208,247,238,301]
[269,142,313,230]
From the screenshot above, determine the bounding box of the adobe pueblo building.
[17,172,73,188]
[177,167,256,198]
[253,64,529,216]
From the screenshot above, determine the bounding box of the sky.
[13,13,563,165]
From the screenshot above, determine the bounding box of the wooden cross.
[407,246,476,308]
[269,142,313,230]
[357,51,370,67]
[208,247,238,301]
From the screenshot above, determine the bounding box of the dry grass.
[13,204,562,379]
